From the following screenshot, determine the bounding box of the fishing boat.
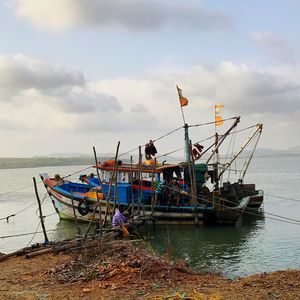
[41,87,264,225]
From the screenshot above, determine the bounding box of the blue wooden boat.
[41,110,263,225]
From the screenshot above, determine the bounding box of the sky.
[0,0,300,158]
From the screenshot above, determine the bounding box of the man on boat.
[145,140,157,160]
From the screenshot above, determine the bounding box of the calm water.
[0,157,300,278]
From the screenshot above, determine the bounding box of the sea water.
[0,157,299,278]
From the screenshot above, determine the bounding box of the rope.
[156,135,215,159]
[62,165,93,179]
[240,129,262,180]
[152,126,183,143]
[25,221,41,248]
[117,126,183,159]
[265,193,300,203]
[228,124,258,135]
[164,185,300,226]
[0,226,74,240]
[189,117,237,128]
[0,202,37,222]
[0,184,35,198]
[44,212,57,218]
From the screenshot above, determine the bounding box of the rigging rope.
[188,117,237,128]
[62,165,93,179]
[163,185,300,226]
[265,193,300,203]
[156,135,216,159]
[117,126,183,159]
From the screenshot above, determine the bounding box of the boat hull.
[45,181,249,225]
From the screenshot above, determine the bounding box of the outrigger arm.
[205,116,241,164]
[218,123,263,180]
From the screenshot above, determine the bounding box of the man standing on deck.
[145,140,157,160]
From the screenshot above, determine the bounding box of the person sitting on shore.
[112,208,129,237]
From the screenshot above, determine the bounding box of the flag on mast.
[176,85,189,107]
[215,104,224,126]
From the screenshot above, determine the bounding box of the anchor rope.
[25,220,41,248]
[0,190,49,222]
[0,226,75,240]
[0,183,35,197]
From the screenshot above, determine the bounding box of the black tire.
[78,199,90,216]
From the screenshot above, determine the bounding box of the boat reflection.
[141,212,265,276]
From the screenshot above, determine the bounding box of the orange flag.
[176,85,189,107]
[215,104,224,126]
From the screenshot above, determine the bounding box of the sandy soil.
[0,241,299,300]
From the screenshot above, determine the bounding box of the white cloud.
[251,31,295,62]
[1,53,300,155]
[9,0,233,33]
[0,53,84,99]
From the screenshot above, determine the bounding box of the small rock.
[128,260,141,268]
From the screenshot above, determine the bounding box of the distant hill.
[0,157,95,169]
[251,147,300,157]
[0,146,299,169]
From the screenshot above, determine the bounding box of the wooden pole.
[112,141,120,214]
[189,141,198,226]
[150,158,156,214]
[104,141,120,225]
[33,177,49,244]
[130,156,135,222]
[137,146,142,215]
[70,193,81,235]
[93,146,103,236]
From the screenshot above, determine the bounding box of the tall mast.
[176,85,189,162]
[213,104,224,189]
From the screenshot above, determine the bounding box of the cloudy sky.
[0,0,300,158]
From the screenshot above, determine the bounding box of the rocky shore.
[0,240,299,299]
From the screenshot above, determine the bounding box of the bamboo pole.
[93,146,103,236]
[189,141,198,226]
[150,158,156,214]
[137,146,142,215]
[70,192,81,235]
[33,177,49,244]
[104,141,120,225]
[112,142,120,214]
[113,158,119,214]
[130,156,135,222]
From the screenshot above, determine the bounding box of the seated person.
[112,208,130,237]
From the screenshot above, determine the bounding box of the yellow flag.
[215,104,224,126]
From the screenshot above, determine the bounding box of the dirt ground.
[0,241,299,300]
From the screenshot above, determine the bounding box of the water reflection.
[49,219,90,241]
[140,214,265,277]
[49,212,265,278]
